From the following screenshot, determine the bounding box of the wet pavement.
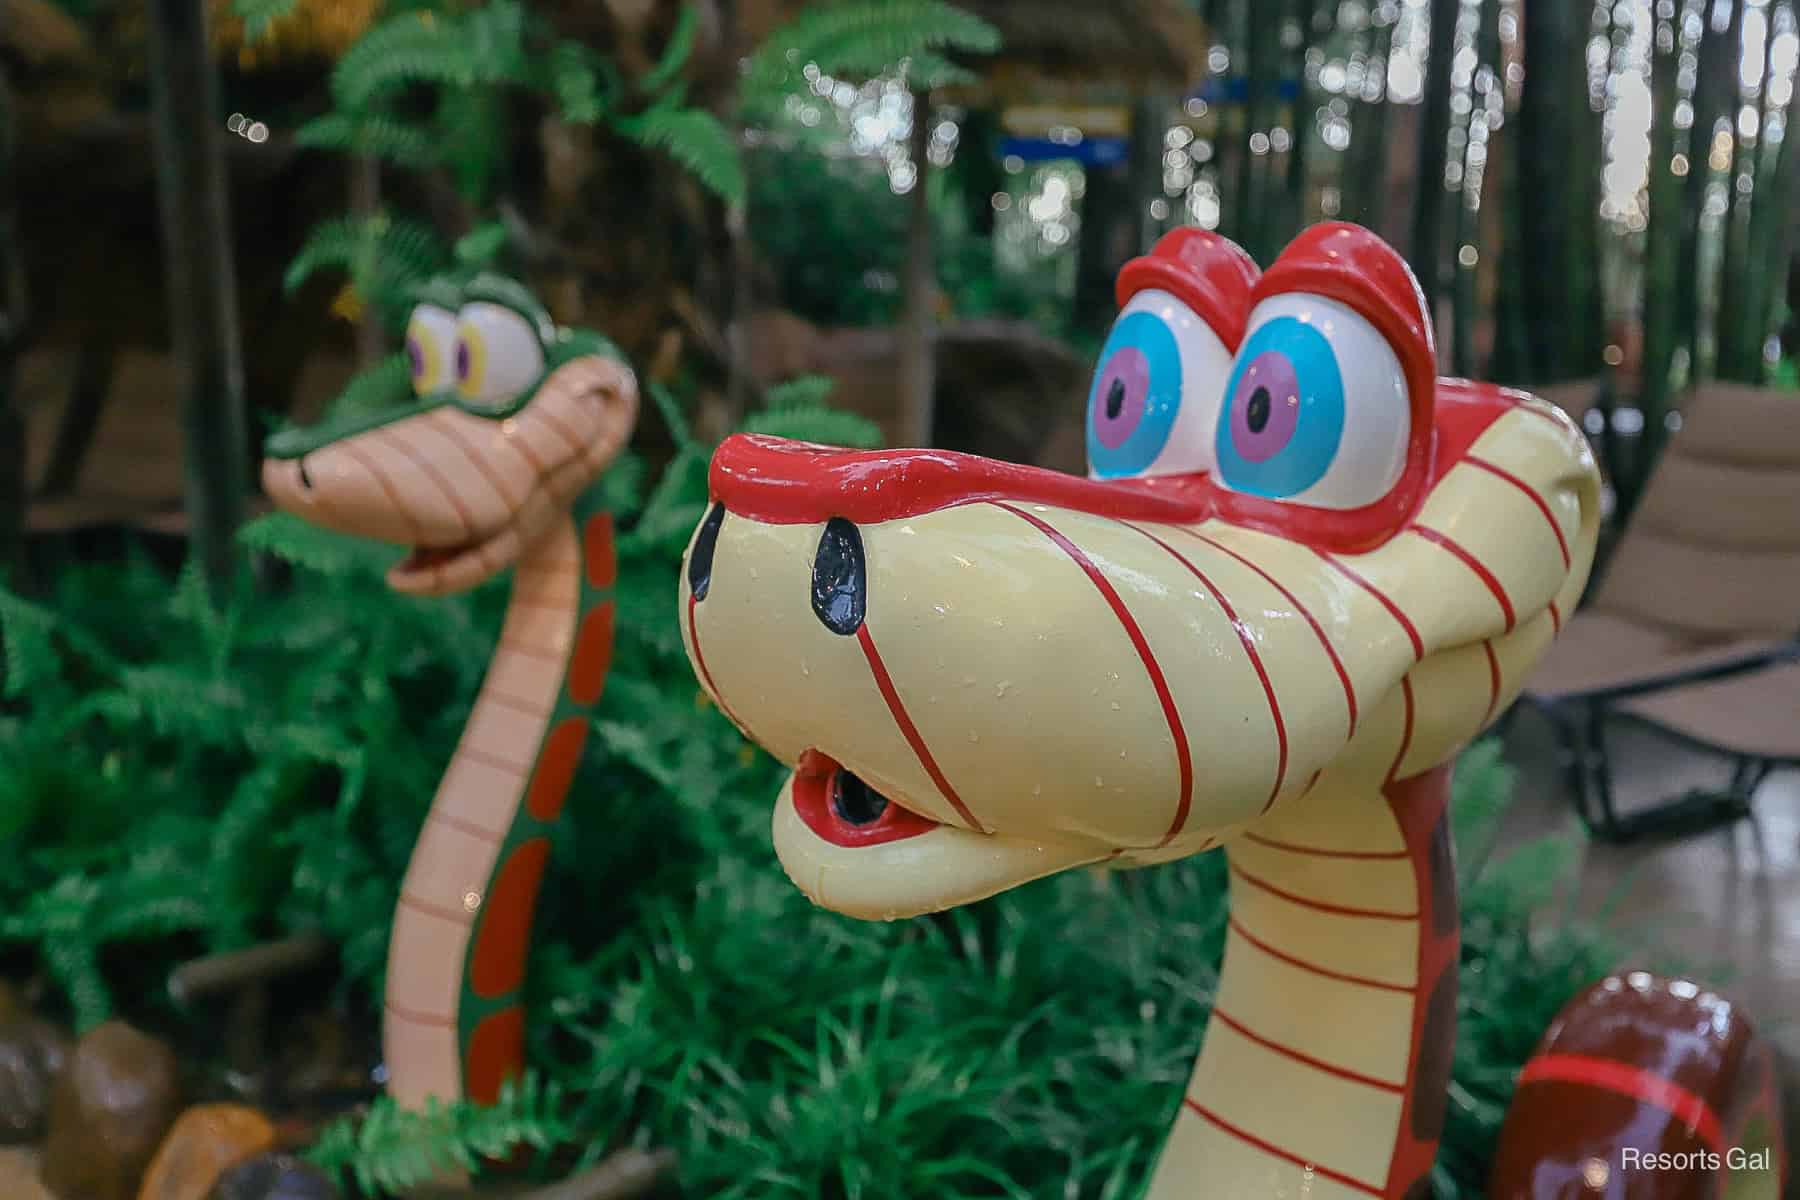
[1496,708,1799,1162]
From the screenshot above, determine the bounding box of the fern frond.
[0,589,66,699]
[295,112,440,170]
[453,222,510,270]
[747,0,1001,91]
[233,0,300,41]
[900,49,978,90]
[761,374,836,411]
[307,1072,574,1193]
[283,215,450,296]
[239,512,401,578]
[326,354,414,420]
[546,41,606,123]
[329,10,479,111]
[642,4,699,94]
[619,105,745,206]
[741,406,882,449]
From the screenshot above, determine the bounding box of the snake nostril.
[688,502,725,601]
[296,457,314,491]
[811,517,866,635]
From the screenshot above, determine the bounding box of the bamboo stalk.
[145,0,249,597]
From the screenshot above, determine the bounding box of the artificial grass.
[0,395,1636,1197]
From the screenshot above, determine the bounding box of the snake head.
[681,223,1601,921]
[262,273,638,596]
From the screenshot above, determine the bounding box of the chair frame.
[1510,642,1800,842]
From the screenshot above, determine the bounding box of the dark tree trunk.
[897,91,936,446]
[1514,0,1571,380]
[1074,160,1132,333]
[1129,95,1166,256]
[1235,1,1280,260]
[1678,0,1745,379]
[1750,12,1800,360]
[146,0,249,596]
[1637,3,1686,515]
[0,67,25,581]
[1716,0,1770,381]
[1411,0,1459,315]
[1345,13,1398,228]
[1560,0,1607,376]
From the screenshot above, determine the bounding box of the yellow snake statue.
[677,223,1788,1198]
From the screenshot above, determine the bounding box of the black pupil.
[832,772,887,826]
[1247,386,1272,434]
[1104,377,1126,421]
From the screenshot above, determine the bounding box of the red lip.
[791,749,939,848]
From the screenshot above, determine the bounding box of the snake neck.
[382,484,618,1109]
[1149,762,1459,1200]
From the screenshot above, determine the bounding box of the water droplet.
[933,604,948,616]
[801,661,810,677]
[1094,775,1104,788]
[994,680,1012,698]
[1110,701,1121,711]
[952,554,974,568]
[967,731,980,743]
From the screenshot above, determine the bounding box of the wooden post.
[897,90,936,447]
[145,0,249,596]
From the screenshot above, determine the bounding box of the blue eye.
[1215,316,1344,498]
[1086,290,1232,480]
[1213,295,1412,510]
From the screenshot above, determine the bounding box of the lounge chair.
[1513,382,1800,842]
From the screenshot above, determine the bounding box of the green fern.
[619,104,746,207]
[740,405,881,448]
[746,0,1001,94]
[325,355,414,420]
[761,374,838,411]
[295,112,441,170]
[285,214,451,331]
[307,1072,574,1193]
[545,41,607,123]
[239,511,401,577]
[328,11,481,111]
[641,4,700,94]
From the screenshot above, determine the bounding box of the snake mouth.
[790,749,941,847]
[773,749,1109,921]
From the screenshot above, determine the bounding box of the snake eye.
[404,305,457,397]
[1085,288,1234,480]
[1213,293,1410,510]
[454,302,545,412]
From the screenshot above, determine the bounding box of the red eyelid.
[1115,228,1261,350]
